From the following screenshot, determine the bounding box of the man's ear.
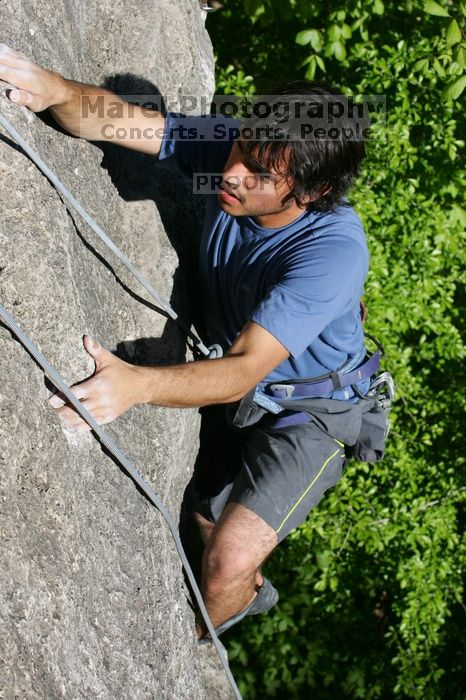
[299,193,313,205]
[299,185,332,206]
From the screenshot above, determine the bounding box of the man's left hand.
[49,335,145,433]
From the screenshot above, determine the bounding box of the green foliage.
[215,62,256,95]
[207,1,465,698]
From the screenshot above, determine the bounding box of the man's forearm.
[50,80,165,153]
[51,323,289,432]
[137,354,258,408]
[50,80,127,139]
[0,45,164,155]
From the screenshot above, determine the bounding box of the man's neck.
[253,203,307,229]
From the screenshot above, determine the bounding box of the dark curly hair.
[240,81,368,212]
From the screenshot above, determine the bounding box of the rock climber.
[0,43,390,640]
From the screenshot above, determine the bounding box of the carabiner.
[368,371,395,408]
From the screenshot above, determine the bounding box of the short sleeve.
[249,238,367,358]
[158,113,241,177]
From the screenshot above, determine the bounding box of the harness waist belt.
[266,351,380,400]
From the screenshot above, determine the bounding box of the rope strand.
[0,302,241,699]
[0,111,211,358]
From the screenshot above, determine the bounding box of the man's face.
[218,141,304,222]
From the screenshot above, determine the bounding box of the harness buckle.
[268,383,295,399]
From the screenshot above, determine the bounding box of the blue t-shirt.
[158,113,369,392]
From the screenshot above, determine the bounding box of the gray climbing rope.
[0,111,222,359]
[0,302,241,700]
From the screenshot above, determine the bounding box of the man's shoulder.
[308,203,367,250]
[158,113,239,177]
[311,202,364,230]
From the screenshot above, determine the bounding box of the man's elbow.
[224,359,270,404]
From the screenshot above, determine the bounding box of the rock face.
[0,1,228,698]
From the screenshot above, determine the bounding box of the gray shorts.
[192,402,347,542]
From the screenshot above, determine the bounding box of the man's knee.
[202,503,278,586]
[203,540,255,586]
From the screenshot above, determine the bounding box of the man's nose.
[223,172,241,190]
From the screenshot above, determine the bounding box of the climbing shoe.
[242,577,279,618]
[200,577,279,641]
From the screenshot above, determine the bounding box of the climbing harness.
[0,112,223,361]
[249,334,394,434]
[0,303,241,700]
[362,371,395,409]
[265,349,381,400]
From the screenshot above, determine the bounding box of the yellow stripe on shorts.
[276,447,341,535]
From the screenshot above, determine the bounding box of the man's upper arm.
[227,321,290,390]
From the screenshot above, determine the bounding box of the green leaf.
[341,23,352,39]
[433,58,446,77]
[448,143,457,160]
[451,204,466,227]
[333,40,347,61]
[316,550,332,570]
[304,55,316,80]
[296,29,314,46]
[446,19,462,47]
[414,57,429,72]
[328,24,341,41]
[315,55,326,71]
[296,29,324,53]
[299,55,313,68]
[424,0,450,17]
[442,75,466,100]
[374,0,385,15]
[300,52,324,75]
[457,46,466,67]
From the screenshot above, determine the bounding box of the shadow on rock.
[35,77,208,584]
[34,73,207,364]
[95,73,207,355]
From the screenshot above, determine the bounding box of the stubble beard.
[239,197,295,218]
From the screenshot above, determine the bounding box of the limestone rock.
[0,1,232,698]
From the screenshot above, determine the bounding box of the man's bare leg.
[194,511,216,545]
[195,510,264,587]
[195,503,278,637]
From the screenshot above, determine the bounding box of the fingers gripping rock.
[8,88,33,108]
[0,44,64,113]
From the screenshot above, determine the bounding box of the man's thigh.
[229,420,346,542]
[191,404,248,523]
[192,406,346,543]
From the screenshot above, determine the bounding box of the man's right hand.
[0,43,67,112]
[0,44,165,155]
